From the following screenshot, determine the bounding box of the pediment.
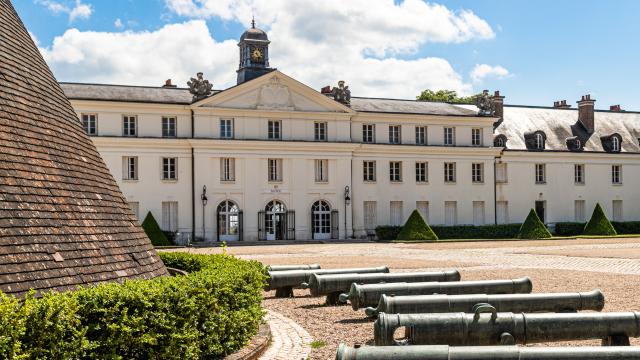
[192,71,352,113]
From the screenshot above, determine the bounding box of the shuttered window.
[162,202,178,232]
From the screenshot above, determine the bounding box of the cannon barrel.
[266,266,389,291]
[307,270,461,297]
[374,310,640,346]
[267,264,321,271]
[344,277,532,310]
[365,289,604,317]
[335,344,640,360]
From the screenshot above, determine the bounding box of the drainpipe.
[191,109,195,241]
[493,156,498,225]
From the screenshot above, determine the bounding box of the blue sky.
[16,0,640,110]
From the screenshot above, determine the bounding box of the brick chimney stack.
[553,100,571,109]
[320,86,332,94]
[577,94,596,133]
[491,90,505,118]
[162,79,177,88]
[610,104,622,112]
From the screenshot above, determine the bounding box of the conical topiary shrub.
[396,210,439,241]
[141,211,171,246]
[518,209,552,239]
[583,203,617,236]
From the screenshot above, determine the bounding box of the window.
[574,164,585,184]
[472,128,483,146]
[638,137,640,147]
[220,119,234,139]
[574,200,586,222]
[415,162,428,183]
[81,113,97,135]
[444,162,456,183]
[389,161,402,182]
[496,201,509,224]
[535,164,546,184]
[612,136,620,152]
[268,120,281,140]
[444,201,457,226]
[364,201,377,231]
[444,127,455,146]
[535,133,545,149]
[220,158,235,182]
[315,159,328,182]
[389,125,401,144]
[123,156,137,180]
[613,200,623,221]
[416,201,429,223]
[472,163,484,183]
[162,157,177,180]
[129,201,139,221]
[162,117,176,138]
[612,165,622,184]
[390,201,403,226]
[162,201,178,232]
[123,115,137,137]
[363,161,376,182]
[496,163,508,183]
[415,126,427,145]
[363,124,375,143]
[495,137,504,147]
[473,201,485,225]
[314,122,327,141]
[268,158,283,182]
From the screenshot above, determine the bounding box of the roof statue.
[332,80,351,106]
[476,89,496,116]
[0,0,167,297]
[187,72,213,101]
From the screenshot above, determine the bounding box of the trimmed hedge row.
[396,210,438,241]
[376,223,522,241]
[556,221,640,236]
[0,253,267,359]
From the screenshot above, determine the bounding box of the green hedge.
[554,222,586,236]
[376,223,522,241]
[518,209,552,239]
[0,253,267,359]
[142,211,171,246]
[584,203,617,236]
[396,210,438,241]
[612,221,640,235]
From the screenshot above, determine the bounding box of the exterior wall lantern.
[344,185,351,239]
[201,185,208,241]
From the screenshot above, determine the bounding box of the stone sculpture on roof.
[476,89,495,116]
[187,72,213,101]
[332,80,351,106]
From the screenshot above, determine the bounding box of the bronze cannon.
[267,264,320,271]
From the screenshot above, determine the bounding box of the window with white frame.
[416,201,429,223]
[122,156,137,180]
[268,158,283,182]
[220,119,234,139]
[444,162,456,183]
[363,161,376,182]
[162,116,176,138]
[473,201,485,225]
[363,124,375,143]
[415,162,428,183]
[128,201,139,221]
[315,159,328,182]
[472,128,483,146]
[389,161,402,182]
[364,201,377,230]
[495,137,505,147]
[612,165,622,184]
[612,136,620,152]
[496,201,509,224]
[613,200,623,221]
[220,158,235,181]
[314,122,327,141]
[268,120,281,140]
[389,125,401,144]
[444,201,457,226]
[574,164,585,184]
[496,163,508,183]
[535,133,545,150]
[415,126,427,145]
[574,200,586,222]
[444,127,455,146]
[162,201,178,232]
[535,164,546,184]
[81,113,97,135]
[390,201,403,226]
[162,157,177,180]
[123,115,137,137]
[472,163,484,183]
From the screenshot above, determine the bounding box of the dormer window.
[495,138,504,147]
[524,131,546,151]
[493,134,507,148]
[612,136,620,152]
[601,133,622,153]
[566,136,582,152]
[535,133,544,150]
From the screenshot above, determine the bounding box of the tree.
[396,210,439,241]
[583,203,617,236]
[416,89,481,104]
[518,209,552,239]
[141,211,171,246]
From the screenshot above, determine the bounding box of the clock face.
[251,47,263,62]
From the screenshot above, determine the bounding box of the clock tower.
[237,19,274,85]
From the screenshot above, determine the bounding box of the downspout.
[191,109,195,241]
[349,114,354,239]
[493,156,498,225]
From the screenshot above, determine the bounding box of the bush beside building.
[396,210,438,241]
[583,203,617,236]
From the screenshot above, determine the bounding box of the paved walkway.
[258,310,312,360]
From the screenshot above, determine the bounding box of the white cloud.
[114,18,124,29]
[36,0,92,23]
[470,64,510,83]
[69,1,93,22]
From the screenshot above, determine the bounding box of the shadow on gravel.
[335,317,375,324]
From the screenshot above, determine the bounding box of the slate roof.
[350,97,478,116]
[60,82,196,105]
[0,0,167,297]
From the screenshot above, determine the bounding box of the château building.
[61,23,640,242]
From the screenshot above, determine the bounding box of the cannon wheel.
[325,292,343,305]
[275,286,294,298]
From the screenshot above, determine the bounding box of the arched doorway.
[217,200,240,241]
[265,200,286,241]
[311,200,332,240]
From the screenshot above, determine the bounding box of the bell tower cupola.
[237,18,274,84]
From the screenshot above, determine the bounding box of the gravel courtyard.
[177,238,640,359]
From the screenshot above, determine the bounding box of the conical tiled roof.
[0,0,167,297]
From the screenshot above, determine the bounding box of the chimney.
[491,90,505,118]
[610,104,622,112]
[320,85,331,94]
[162,79,177,88]
[577,94,596,133]
[553,100,571,109]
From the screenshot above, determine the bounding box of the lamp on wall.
[201,185,208,241]
[344,186,351,239]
